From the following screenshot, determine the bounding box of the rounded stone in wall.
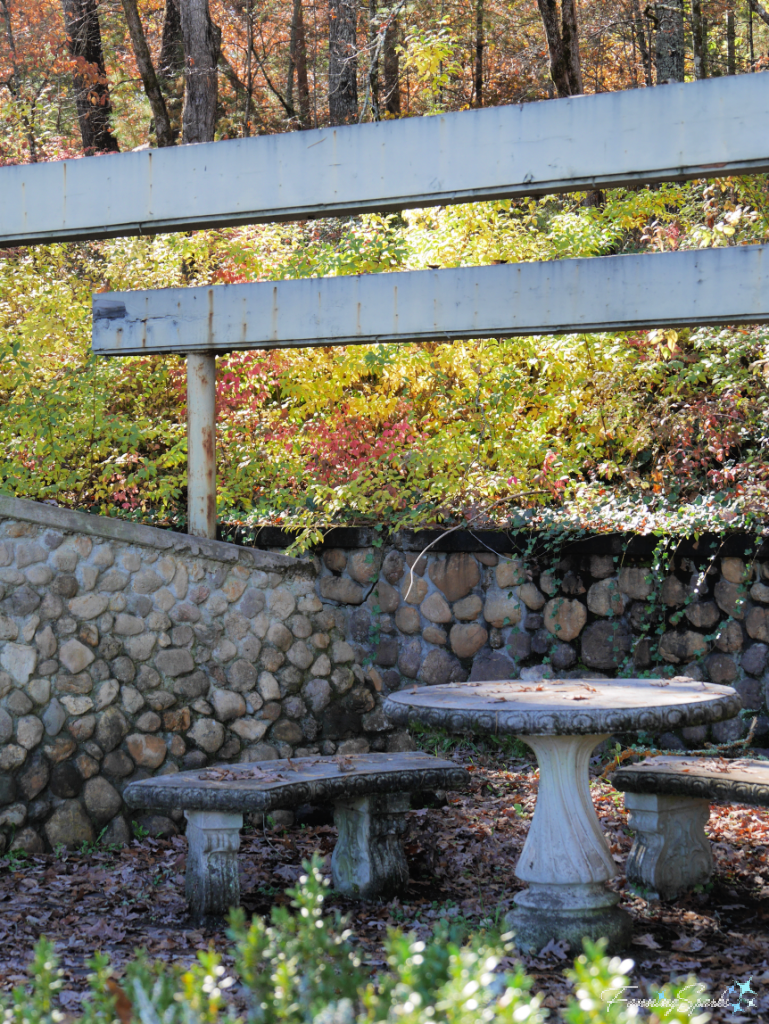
[586,579,624,618]
[347,549,381,585]
[420,592,451,624]
[704,653,737,685]
[658,630,708,664]
[10,828,44,853]
[187,718,225,754]
[742,643,769,676]
[95,707,130,752]
[322,549,347,572]
[126,734,167,769]
[82,777,122,824]
[422,626,447,646]
[714,579,748,620]
[133,814,178,839]
[100,815,131,847]
[733,676,762,711]
[450,623,488,659]
[721,557,751,584]
[453,594,483,620]
[684,601,720,629]
[428,553,481,602]
[746,606,769,643]
[715,620,743,653]
[531,628,552,655]
[44,800,94,850]
[618,567,654,600]
[382,550,405,584]
[419,649,467,686]
[681,724,708,747]
[551,642,577,671]
[240,741,279,761]
[395,605,421,634]
[397,639,422,679]
[50,761,83,799]
[468,652,517,681]
[271,719,303,744]
[303,678,332,714]
[542,598,586,642]
[580,621,632,670]
[711,716,745,743]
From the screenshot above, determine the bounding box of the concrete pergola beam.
[93,244,769,356]
[3,74,769,247]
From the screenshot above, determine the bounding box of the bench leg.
[331,794,410,899]
[624,793,712,900]
[184,810,243,921]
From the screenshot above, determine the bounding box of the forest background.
[1,0,769,549]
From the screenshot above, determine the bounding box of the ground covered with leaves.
[2,747,769,1022]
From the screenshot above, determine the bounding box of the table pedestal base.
[508,732,631,954]
[506,882,632,954]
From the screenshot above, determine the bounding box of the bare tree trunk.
[632,0,653,85]
[329,0,358,124]
[368,0,379,116]
[747,0,769,29]
[536,0,583,98]
[748,1,755,68]
[691,0,704,77]
[291,0,311,125]
[0,0,38,158]
[180,0,219,143]
[121,0,175,146]
[159,0,184,78]
[726,10,736,74]
[383,6,400,114]
[474,0,484,105]
[654,0,684,82]
[60,0,119,153]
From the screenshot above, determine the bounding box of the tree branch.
[121,0,175,146]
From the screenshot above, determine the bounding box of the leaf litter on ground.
[2,747,769,1020]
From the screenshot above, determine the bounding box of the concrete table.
[383,678,741,952]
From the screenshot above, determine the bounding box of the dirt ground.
[2,746,768,1022]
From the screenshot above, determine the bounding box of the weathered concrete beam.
[5,74,769,246]
[93,244,769,355]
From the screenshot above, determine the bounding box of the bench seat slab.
[123,752,470,915]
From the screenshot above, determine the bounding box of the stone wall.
[0,500,411,854]
[2,498,768,853]
[314,532,768,752]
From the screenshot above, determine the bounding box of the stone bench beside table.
[124,751,469,921]
[611,755,769,900]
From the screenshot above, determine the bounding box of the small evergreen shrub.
[1,856,712,1024]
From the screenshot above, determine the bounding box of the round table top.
[383,677,741,736]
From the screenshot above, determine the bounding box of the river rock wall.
[2,498,768,853]
[0,500,410,854]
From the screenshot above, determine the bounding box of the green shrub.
[1,855,713,1024]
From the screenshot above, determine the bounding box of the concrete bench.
[610,755,769,900]
[124,751,469,921]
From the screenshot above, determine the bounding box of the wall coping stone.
[0,498,315,576]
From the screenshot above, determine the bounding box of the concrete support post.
[624,792,712,900]
[331,793,410,898]
[506,733,633,952]
[184,809,242,921]
[187,352,217,539]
